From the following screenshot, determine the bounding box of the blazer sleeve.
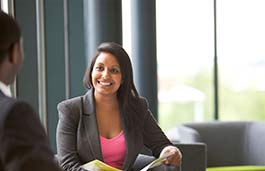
[56,98,85,171]
[0,101,60,171]
[140,98,173,158]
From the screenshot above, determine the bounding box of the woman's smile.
[97,80,114,86]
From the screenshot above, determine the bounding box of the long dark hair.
[83,42,142,128]
[0,11,21,64]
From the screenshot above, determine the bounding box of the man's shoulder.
[0,96,18,118]
[0,96,32,111]
[0,93,16,103]
[0,97,35,128]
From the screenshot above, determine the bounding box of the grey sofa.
[169,121,265,168]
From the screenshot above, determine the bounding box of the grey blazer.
[0,90,60,171]
[56,88,172,171]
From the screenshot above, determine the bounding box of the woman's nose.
[102,69,110,78]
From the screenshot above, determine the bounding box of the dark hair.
[84,42,139,108]
[0,11,21,64]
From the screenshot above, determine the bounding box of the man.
[0,11,60,171]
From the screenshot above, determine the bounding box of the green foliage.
[158,68,265,132]
[158,102,194,131]
[220,87,265,120]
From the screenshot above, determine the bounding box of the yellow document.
[81,159,122,171]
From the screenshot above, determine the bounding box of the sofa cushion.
[207,166,265,171]
[166,125,201,144]
[246,123,265,165]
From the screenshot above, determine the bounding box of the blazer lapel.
[81,89,103,161]
[121,111,143,170]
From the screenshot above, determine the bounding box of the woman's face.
[91,52,122,97]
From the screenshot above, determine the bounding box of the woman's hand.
[160,145,182,166]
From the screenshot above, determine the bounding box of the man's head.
[0,11,23,85]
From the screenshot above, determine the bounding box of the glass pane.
[156,0,214,131]
[1,0,8,13]
[122,0,132,57]
[218,0,265,120]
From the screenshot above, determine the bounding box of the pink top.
[100,131,126,169]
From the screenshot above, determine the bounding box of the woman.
[56,42,181,171]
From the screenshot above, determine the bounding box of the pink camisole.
[100,131,126,169]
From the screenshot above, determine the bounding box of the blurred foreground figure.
[0,11,60,171]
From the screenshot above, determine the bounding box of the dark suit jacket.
[56,88,172,171]
[0,90,60,171]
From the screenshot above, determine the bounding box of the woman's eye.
[110,68,120,74]
[95,66,104,71]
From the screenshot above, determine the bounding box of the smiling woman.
[56,42,182,171]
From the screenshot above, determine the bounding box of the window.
[218,0,265,120]
[156,0,214,131]
[122,0,265,133]
[1,0,8,13]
